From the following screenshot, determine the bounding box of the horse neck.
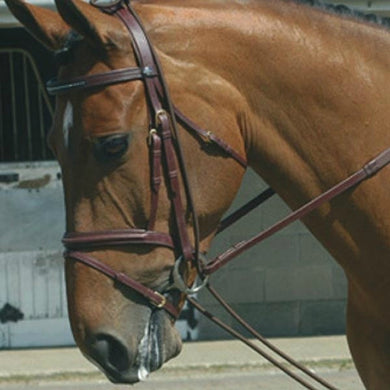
[219,2,390,280]
[141,0,389,197]
[139,1,390,280]
[238,6,390,207]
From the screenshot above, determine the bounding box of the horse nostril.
[93,333,131,372]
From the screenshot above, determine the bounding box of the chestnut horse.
[6,0,390,388]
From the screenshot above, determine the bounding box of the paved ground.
[0,368,363,389]
[0,336,364,389]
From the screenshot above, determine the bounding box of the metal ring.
[90,0,123,9]
[172,254,209,295]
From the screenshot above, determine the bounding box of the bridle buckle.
[148,128,157,146]
[152,291,167,309]
[155,109,168,125]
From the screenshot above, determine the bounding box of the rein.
[48,1,390,388]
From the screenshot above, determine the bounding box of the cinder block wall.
[197,169,348,339]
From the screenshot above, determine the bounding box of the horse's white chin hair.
[137,365,150,381]
[136,309,182,381]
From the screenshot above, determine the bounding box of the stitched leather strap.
[46,66,148,95]
[65,250,179,318]
[63,229,174,249]
[204,147,390,275]
[117,4,195,262]
[148,131,162,230]
[173,106,247,168]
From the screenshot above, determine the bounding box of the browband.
[46,66,156,95]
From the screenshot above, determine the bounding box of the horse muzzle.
[83,309,182,384]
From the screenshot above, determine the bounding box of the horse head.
[6,0,246,383]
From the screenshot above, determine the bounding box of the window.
[0,28,55,162]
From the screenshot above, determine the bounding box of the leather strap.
[173,106,248,168]
[204,147,390,275]
[117,4,195,262]
[188,286,339,390]
[65,250,179,319]
[148,131,162,230]
[63,229,174,250]
[157,111,194,261]
[217,187,275,234]
[46,66,147,95]
[116,7,162,119]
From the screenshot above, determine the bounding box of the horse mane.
[53,0,390,64]
[295,0,390,29]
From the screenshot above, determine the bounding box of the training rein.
[48,1,390,388]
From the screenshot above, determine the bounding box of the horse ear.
[54,0,128,51]
[4,0,70,50]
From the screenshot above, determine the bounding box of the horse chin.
[134,309,182,382]
[97,309,182,384]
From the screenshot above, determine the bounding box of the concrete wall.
[0,162,348,348]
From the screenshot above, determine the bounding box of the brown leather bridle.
[47,1,390,388]
[48,0,247,319]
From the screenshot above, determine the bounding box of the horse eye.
[93,134,130,162]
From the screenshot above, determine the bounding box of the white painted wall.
[0,163,71,348]
[0,163,197,348]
